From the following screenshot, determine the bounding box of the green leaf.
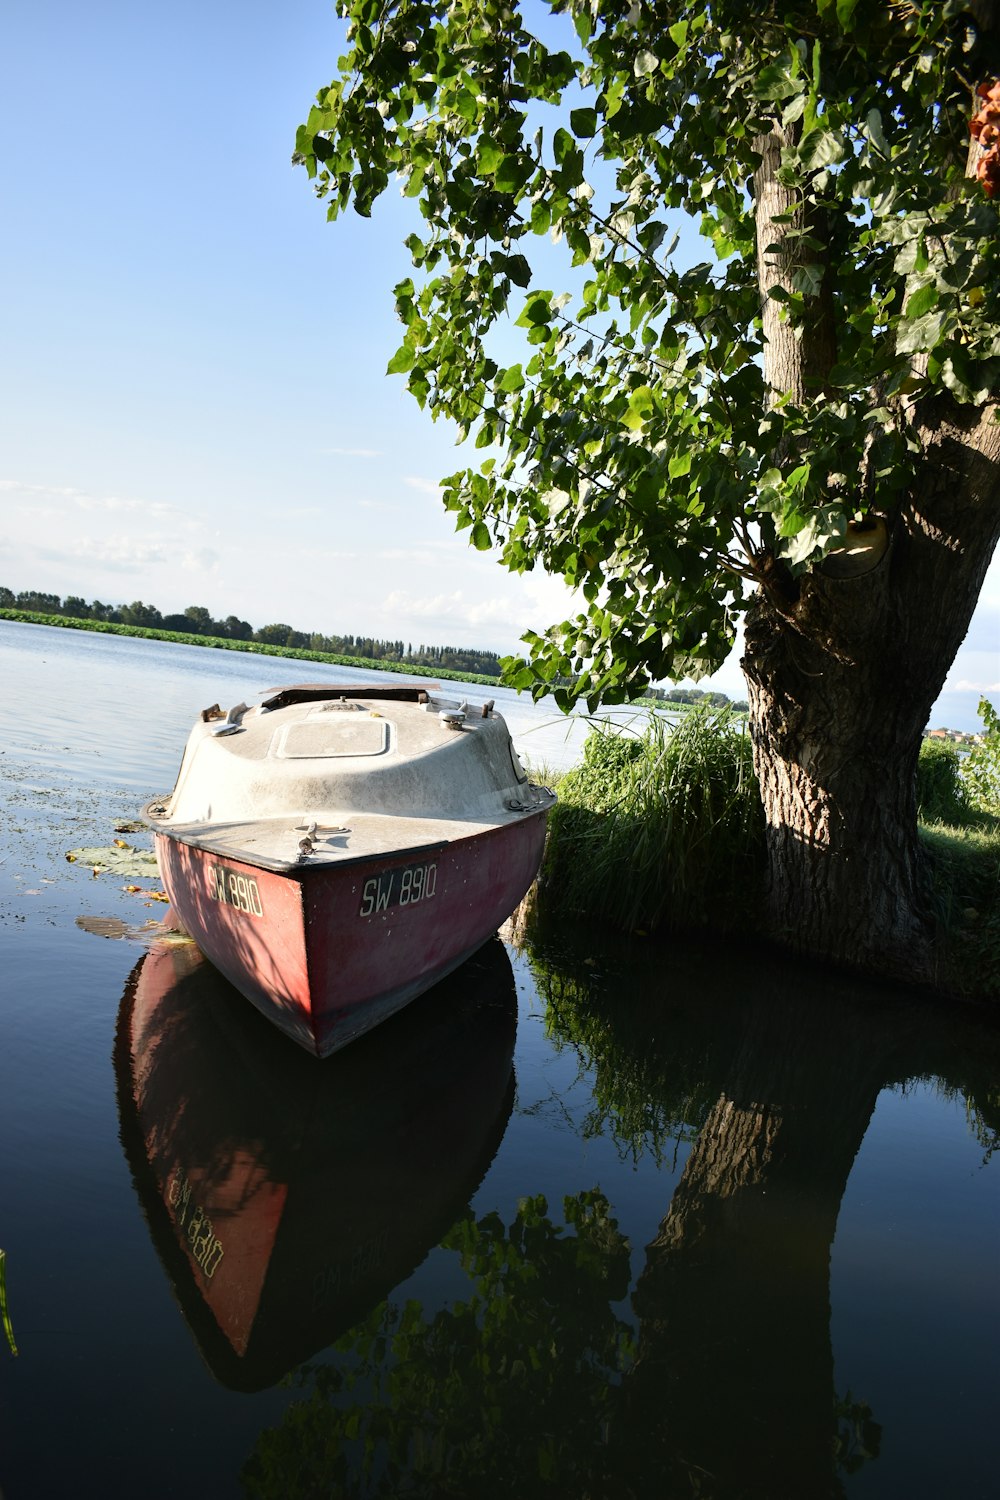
[836,0,860,31]
[622,386,654,431]
[471,521,492,551]
[478,138,505,175]
[797,127,846,171]
[668,452,692,479]
[904,283,938,320]
[570,108,597,139]
[499,364,525,393]
[865,108,889,158]
[516,294,552,328]
[387,344,416,375]
[896,309,947,354]
[495,156,532,194]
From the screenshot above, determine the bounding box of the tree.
[255,622,297,645]
[298,0,1000,982]
[16,590,62,614]
[120,600,163,628]
[183,604,217,635]
[223,614,254,640]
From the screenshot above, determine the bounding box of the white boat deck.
[145,686,553,873]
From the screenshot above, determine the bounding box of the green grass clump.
[541,705,764,935]
[961,697,1000,816]
[921,820,1000,997]
[917,700,1000,996]
[916,738,968,824]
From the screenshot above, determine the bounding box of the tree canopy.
[297,0,1000,709]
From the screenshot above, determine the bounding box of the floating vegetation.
[65,843,159,878]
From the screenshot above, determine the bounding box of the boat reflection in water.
[114,935,517,1391]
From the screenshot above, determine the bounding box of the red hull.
[154,811,546,1057]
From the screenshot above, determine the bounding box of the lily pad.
[65,845,159,877]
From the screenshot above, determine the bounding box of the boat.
[143,682,554,1057]
[115,938,516,1390]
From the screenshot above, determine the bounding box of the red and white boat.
[144,683,553,1057]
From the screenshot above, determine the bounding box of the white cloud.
[379,580,576,653]
[403,476,444,497]
[180,548,221,573]
[0,479,84,501]
[73,493,181,520]
[44,536,173,570]
[0,477,199,529]
[382,589,468,620]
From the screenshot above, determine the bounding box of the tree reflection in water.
[236,919,999,1498]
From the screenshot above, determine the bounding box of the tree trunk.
[747,91,1000,981]
[743,402,1000,981]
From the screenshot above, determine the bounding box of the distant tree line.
[0,586,503,679]
[647,685,749,713]
[0,586,751,708]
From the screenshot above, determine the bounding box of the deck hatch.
[272,719,391,759]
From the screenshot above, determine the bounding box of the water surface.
[0,620,996,1498]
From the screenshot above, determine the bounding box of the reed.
[540,705,764,934]
[0,1248,17,1357]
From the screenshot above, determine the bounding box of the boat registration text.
[209,863,264,917]
[360,860,437,917]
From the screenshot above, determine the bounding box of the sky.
[1,0,997,728]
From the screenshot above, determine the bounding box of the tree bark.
[744,400,1000,982]
[753,122,838,404]
[746,94,1000,981]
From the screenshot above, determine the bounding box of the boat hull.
[153,810,546,1057]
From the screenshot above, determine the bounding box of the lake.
[0,618,997,1499]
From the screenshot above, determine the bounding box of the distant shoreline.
[0,609,502,688]
[0,610,752,716]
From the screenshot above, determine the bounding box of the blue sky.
[2,0,997,726]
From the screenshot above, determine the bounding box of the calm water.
[0,619,997,1499]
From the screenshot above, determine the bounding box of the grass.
[921,821,1000,997]
[536,705,1000,1000]
[539,704,764,935]
[915,728,1000,997]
